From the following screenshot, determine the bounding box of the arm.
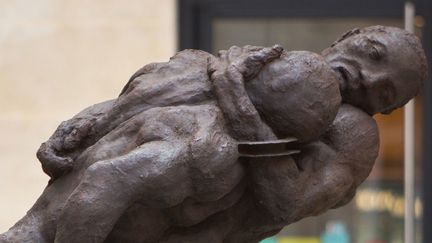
[37,62,168,180]
[37,99,115,180]
[249,105,380,224]
[119,62,165,96]
[208,45,283,141]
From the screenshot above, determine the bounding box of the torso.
[155,104,379,243]
[87,103,245,242]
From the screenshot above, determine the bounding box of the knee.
[79,163,128,198]
[63,164,134,212]
[137,168,192,208]
[190,131,239,171]
[83,162,109,183]
[196,130,237,155]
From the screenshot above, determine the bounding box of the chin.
[356,105,376,116]
[342,98,376,116]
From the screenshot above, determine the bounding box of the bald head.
[323,25,427,115]
[246,51,341,142]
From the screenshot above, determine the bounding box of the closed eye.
[369,46,382,61]
[337,66,350,82]
[368,39,387,61]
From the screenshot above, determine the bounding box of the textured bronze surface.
[0,26,427,243]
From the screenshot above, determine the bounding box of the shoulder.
[321,104,380,163]
[326,104,379,139]
[143,103,224,131]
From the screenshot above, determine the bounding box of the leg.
[54,140,192,243]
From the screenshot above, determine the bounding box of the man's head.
[246,51,341,142]
[322,25,427,115]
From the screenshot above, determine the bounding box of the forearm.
[247,156,300,221]
[248,141,353,223]
[211,65,275,141]
[42,99,114,150]
[249,106,380,223]
[209,45,282,141]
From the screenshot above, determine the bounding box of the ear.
[331,28,361,47]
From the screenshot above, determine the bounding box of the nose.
[360,72,387,89]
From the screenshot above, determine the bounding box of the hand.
[62,118,94,150]
[208,44,284,82]
[37,118,95,180]
[207,45,283,141]
[37,142,73,180]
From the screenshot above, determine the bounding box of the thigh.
[77,104,239,206]
[54,138,193,243]
[173,104,244,202]
[188,127,243,202]
[80,139,192,208]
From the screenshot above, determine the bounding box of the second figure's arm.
[249,105,379,224]
[208,45,283,141]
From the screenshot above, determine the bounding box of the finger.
[207,56,225,77]
[207,55,219,74]
[242,45,263,52]
[63,123,92,150]
[235,45,284,79]
[248,44,284,65]
[233,60,262,80]
[216,50,229,65]
[217,49,227,58]
[227,45,243,63]
[43,156,73,180]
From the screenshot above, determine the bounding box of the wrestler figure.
[0,26,427,243]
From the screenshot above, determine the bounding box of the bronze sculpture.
[0,25,427,243]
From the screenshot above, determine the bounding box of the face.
[322,30,420,115]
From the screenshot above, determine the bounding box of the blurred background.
[1,0,431,242]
